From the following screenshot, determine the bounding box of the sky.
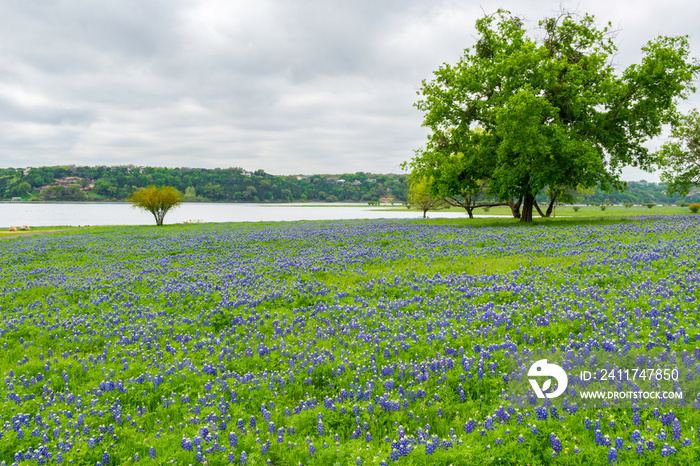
[0,0,698,181]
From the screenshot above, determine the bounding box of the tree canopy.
[659,108,700,196]
[408,9,699,222]
[129,186,183,226]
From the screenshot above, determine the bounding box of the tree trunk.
[423,209,427,218]
[508,197,522,218]
[545,194,557,218]
[465,207,474,218]
[151,211,163,226]
[533,199,546,217]
[520,193,535,223]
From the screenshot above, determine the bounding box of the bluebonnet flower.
[595,430,604,446]
[661,443,673,457]
[549,434,562,453]
[464,419,475,434]
[672,419,682,441]
[615,437,623,450]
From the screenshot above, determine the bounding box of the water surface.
[0,202,502,227]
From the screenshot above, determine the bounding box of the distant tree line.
[570,182,700,205]
[1,165,696,205]
[0,165,409,203]
[518,181,700,206]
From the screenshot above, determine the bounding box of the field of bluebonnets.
[1,214,700,465]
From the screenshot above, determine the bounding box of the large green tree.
[410,10,699,222]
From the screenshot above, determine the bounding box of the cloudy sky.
[1,0,698,180]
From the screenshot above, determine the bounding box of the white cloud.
[0,0,697,180]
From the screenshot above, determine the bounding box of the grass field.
[1,214,700,465]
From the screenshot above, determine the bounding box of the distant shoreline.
[0,200,392,205]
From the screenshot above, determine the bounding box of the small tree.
[408,177,449,218]
[129,186,183,226]
[689,203,700,213]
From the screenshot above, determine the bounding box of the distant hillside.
[1,165,698,205]
[0,165,408,203]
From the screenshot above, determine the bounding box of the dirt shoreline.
[0,229,80,240]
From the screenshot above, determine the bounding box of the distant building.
[337,179,346,185]
[366,178,376,183]
[351,180,362,186]
[11,197,22,202]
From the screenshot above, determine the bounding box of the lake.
[0,202,501,227]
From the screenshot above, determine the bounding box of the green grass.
[1,214,699,464]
